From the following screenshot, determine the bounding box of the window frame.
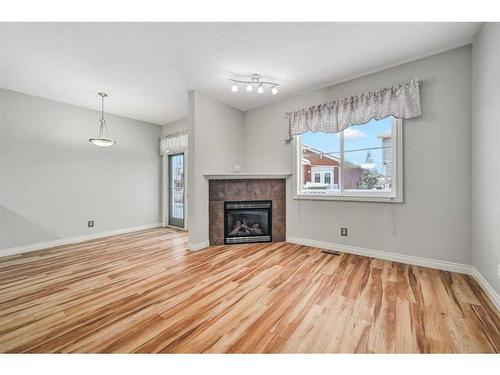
[313,171,321,183]
[293,117,403,203]
[323,171,332,185]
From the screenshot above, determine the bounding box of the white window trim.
[293,118,403,203]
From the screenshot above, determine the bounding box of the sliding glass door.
[168,153,185,228]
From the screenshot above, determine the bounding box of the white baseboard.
[286,236,472,275]
[0,223,162,258]
[187,240,210,252]
[471,267,500,312]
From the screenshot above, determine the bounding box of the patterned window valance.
[286,79,422,139]
[160,130,188,156]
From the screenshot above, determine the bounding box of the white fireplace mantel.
[203,173,292,180]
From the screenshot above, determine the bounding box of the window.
[295,116,402,202]
[324,172,331,185]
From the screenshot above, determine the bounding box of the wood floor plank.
[0,228,498,353]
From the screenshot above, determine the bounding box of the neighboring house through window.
[295,116,403,202]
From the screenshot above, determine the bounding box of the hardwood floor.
[0,228,498,353]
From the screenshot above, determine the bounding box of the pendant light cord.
[101,94,105,122]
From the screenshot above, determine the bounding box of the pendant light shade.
[89,93,116,147]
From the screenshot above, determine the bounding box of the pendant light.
[89,92,116,147]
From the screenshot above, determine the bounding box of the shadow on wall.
[0,206,57,249]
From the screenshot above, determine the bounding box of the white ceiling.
[0,23,481,125]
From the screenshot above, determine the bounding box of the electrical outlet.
[88,220,94,228]
[341,227,348,236]
[497,264,500,279]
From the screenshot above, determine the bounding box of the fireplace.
[224,200,272,244]
[209,179,285,246]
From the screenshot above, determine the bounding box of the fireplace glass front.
[224,200,272,244]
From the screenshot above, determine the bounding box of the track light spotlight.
[229,74,279,95]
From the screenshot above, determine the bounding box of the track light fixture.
[230,74,279,95]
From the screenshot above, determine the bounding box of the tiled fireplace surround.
[208,179,286,246]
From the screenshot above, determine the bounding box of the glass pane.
[324,172,331,185]
[170,154,184,219]
[226,209,270,238]
[343,117,393,191]
[300,132,341,193]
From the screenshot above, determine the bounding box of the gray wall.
[0,89,161,249]
[187,91,244,245]
[472,24,500,293]
[243,46,472,264]
[161,117,188,136]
